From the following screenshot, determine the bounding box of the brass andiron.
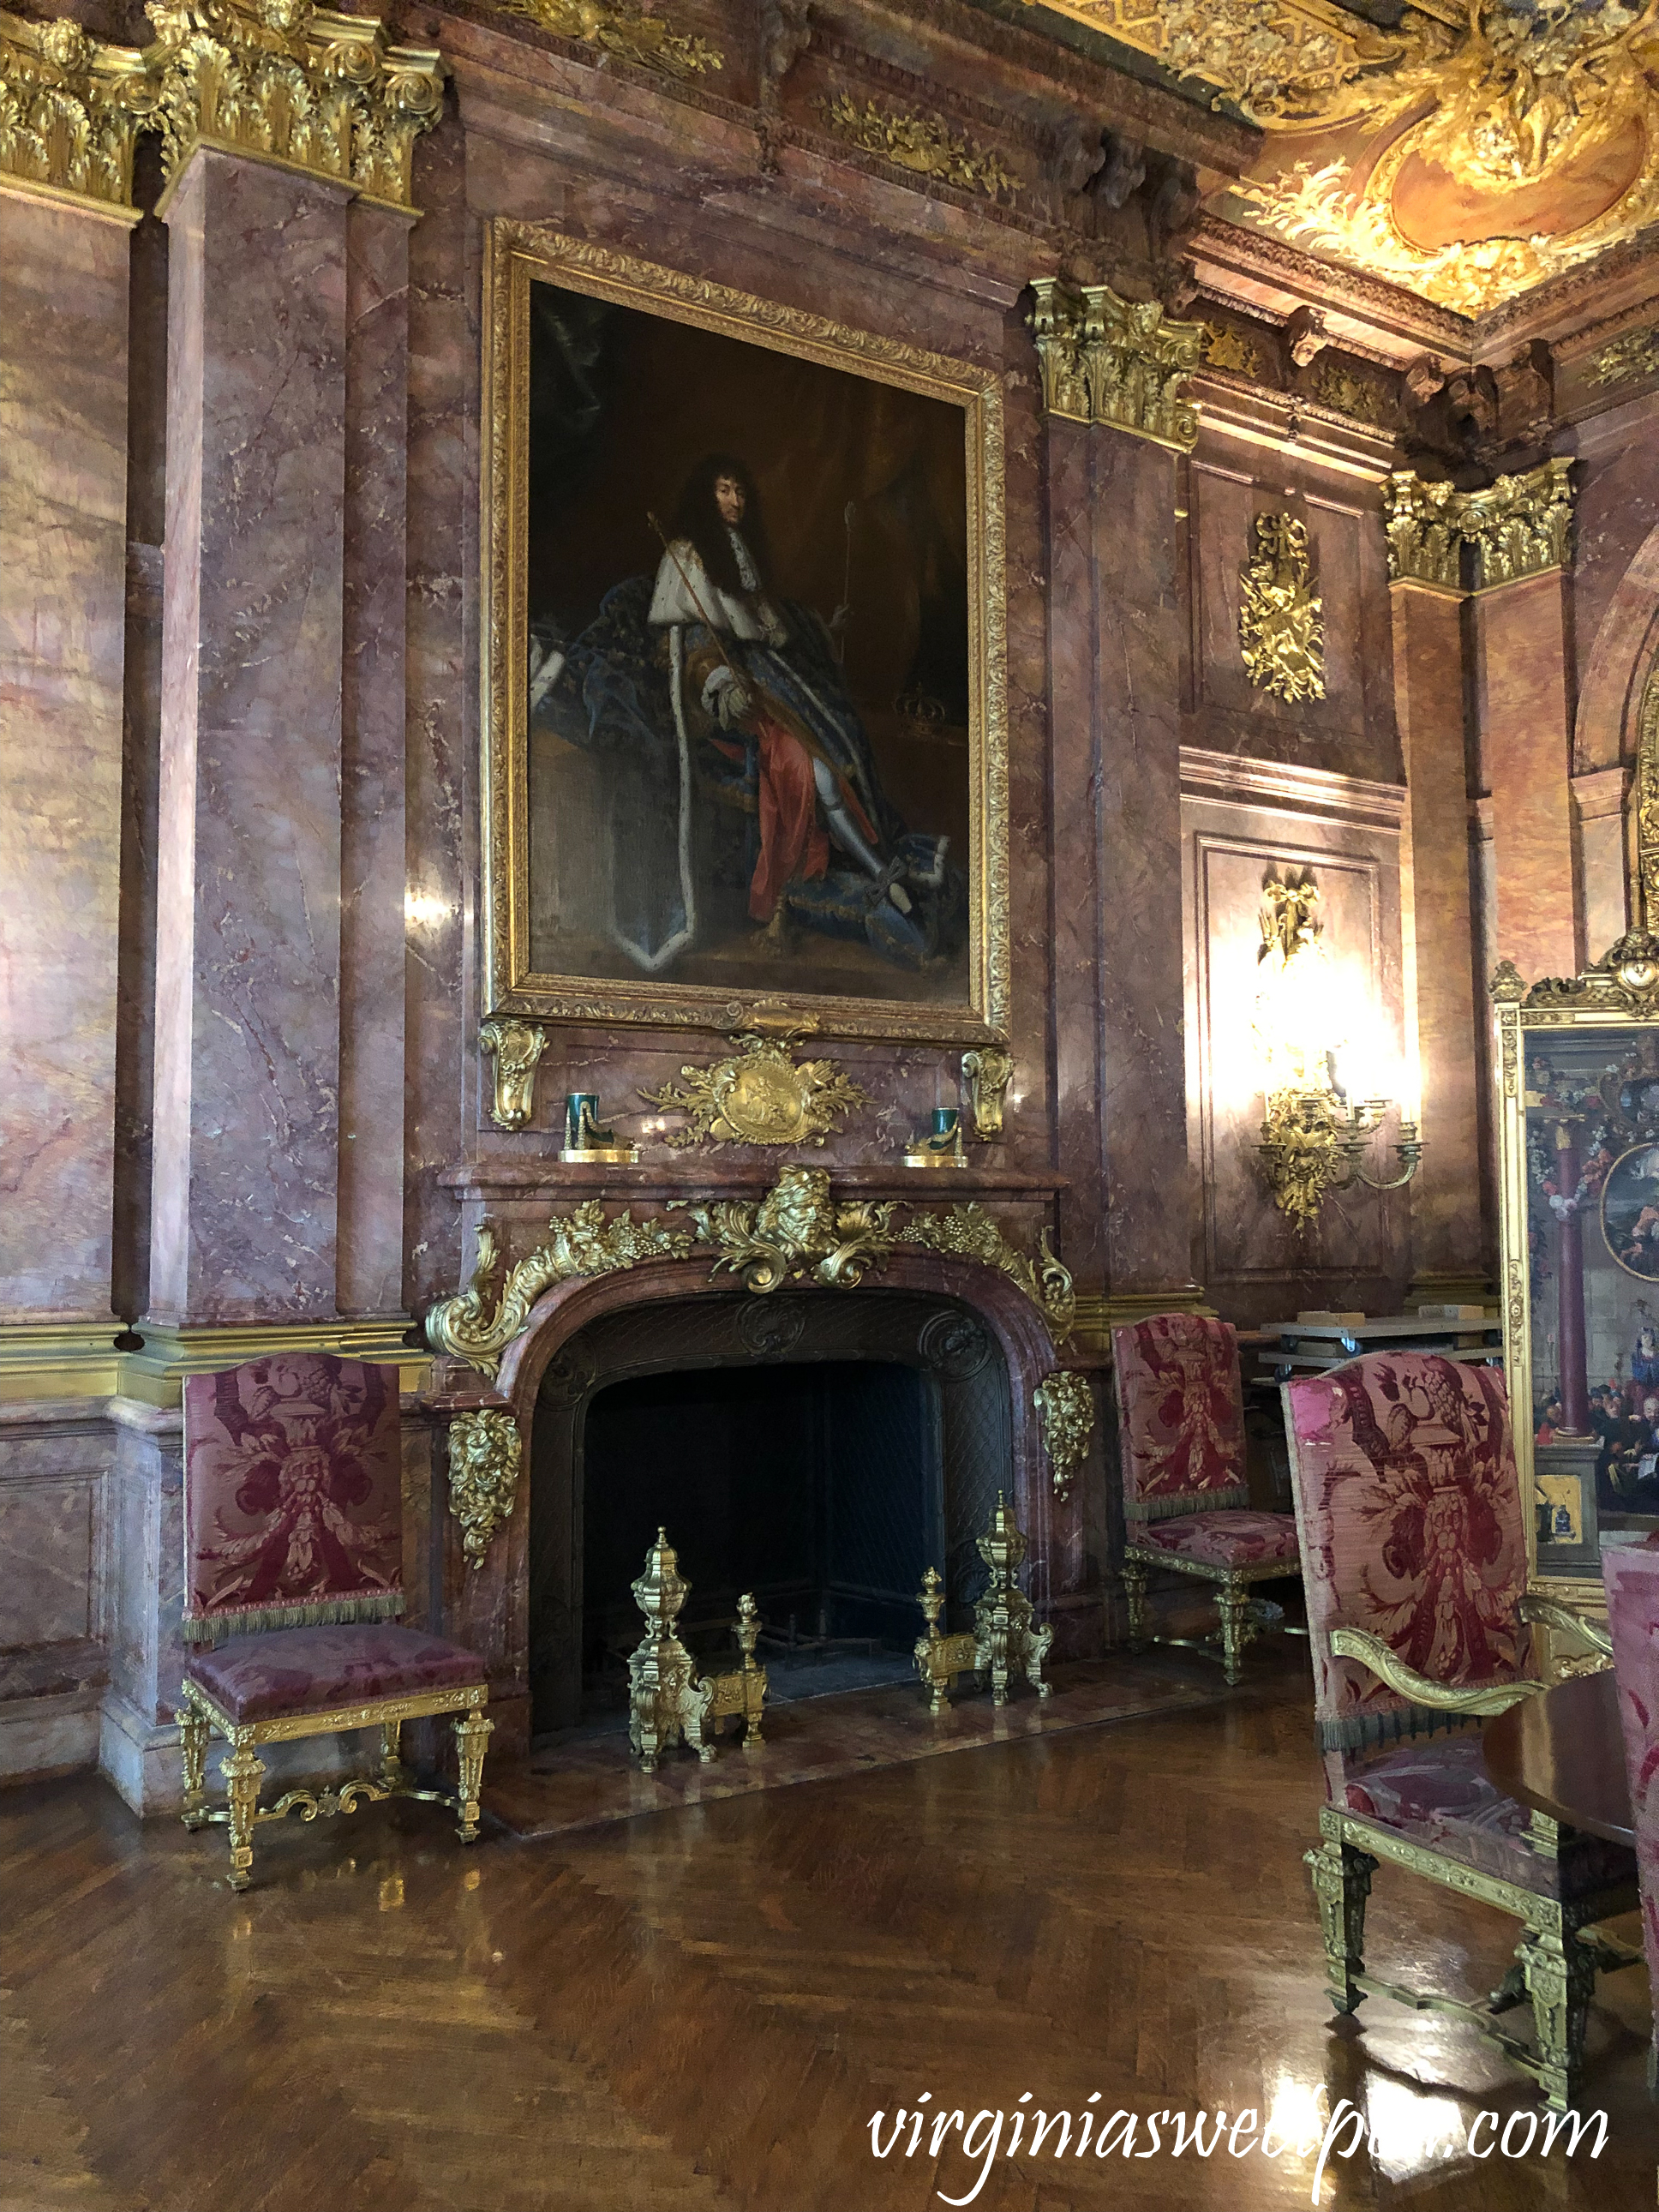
[561,1092,638,1165]
[625,1532,767,1771]
[913,1494,1054,1712]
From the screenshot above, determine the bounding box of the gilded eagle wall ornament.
[1238,513,1326,704]
[640,1030,866,1148]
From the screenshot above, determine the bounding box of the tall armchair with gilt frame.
[178,1353,493,1891]
[1111,1313,1301,1684]
[1283,1350,1635,2107]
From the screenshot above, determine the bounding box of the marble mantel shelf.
[440,1162,1069,1203]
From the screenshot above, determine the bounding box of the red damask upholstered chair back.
[183,1353,404,1645]
[1282,1352,1528,1794]
[1110,1314,1248,1526]
[1602,1544,1659,2064]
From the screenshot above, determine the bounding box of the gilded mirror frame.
[480,218,1009,1044]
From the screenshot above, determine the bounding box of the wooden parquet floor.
[2,1647,1655,2212]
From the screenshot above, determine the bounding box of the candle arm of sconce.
[1349,1119,1423,1192]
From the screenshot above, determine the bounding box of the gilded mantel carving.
[145,0,445,211]
[1383,460,1575,593]
[1028,279,1204,452]
[426,1166,1075,1376]
[0,0,444,218]
[639,1029,866,1148]
[0,10,153,219]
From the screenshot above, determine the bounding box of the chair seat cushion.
[183,1623,485,1723]
[1342,1733,1633,1898]
[1134,1509,1299,1571]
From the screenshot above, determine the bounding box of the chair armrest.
[1329,1627,1548,1715]
[1517,1593,1613,1659]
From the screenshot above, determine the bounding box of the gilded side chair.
[178,1353,493,1891]
[1602,1542,1659,2089]
[1283,1350,1637,2107]
[1111,1314,1300,1683]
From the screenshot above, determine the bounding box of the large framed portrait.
[481,221,1009,1043]
[1495,964,1659,1598]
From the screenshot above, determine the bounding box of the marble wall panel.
[1568,392,1659,713]
[0,198,132,1320]
[1477,571,1578,984]
[0,1402,111,1788]
[149,151,350,1325]
[1182,782,1410,1324]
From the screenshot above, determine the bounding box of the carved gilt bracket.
[426,1165,1075,1376]
[446,1406,521,1568]
[1033,1370,1093,1502]
[480,1017,548,1131]
[1028,278,1203,451]
[961,1046,1013,1140]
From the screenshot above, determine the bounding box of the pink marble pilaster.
[337,201,414,1319]
[1047,414,1196,1299]
[149,150,349,1324]
[1391,580,1486,1283]
[1477,570,1578,983]
[0,194,132,1320]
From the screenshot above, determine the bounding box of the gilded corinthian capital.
[1027,277,1203,451]
[1382,471,1463,590]
[0,10,153,217]
[143,0,445,210]
[1458,457,1574,590]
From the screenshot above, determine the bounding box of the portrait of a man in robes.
[519,279,975,1008]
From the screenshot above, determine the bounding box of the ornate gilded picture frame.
[481,219,1009,1044]
[1494,936,1659,1604]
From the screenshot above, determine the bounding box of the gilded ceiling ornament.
[639,1029,866,1148]
[0,9,153,214]
[446,1407,521,1568]
[1201,322,1263,378]
[679,1166,901,1293]
[142,0,445,209]
[816,90,1021,200]
[479,1017,548,1132]
[961,1046,1014,1140]
[1027,279,1204,450]
[489,0,722,77]
[1238,513,1326,704]
[426,1172,1076,1373]
[1458,457,1573,587]
[1383,471,1464,590]
[1589,327,1659,387]
[1033,1370,1093,1502]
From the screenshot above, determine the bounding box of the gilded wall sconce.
[1253,874,1422,1229]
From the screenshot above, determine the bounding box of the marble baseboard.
[0,1684,103,1786]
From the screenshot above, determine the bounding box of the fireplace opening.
[580,1360,941,1718]
[528,1290,1014,1736]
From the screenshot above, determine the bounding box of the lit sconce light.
[1253,872,1422,1229]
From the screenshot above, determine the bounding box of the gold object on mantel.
[626,1532,767,1773]
[426,1169,1075,1376]
[913,1494,1054,1712]
[489,0,722,78]
[639,1028,866,1148]
[145,0,446,213]
[1033,1370,1093,1502]
[1027,279,1204,450]
[446,1407,521,1569]
[961,1046,1013,1140]
[816,90,1021,201]
[1238,514,1326,704]
[480,1017,548,1131]
[0,10,152,219]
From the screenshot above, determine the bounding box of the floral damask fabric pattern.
[1139,1509,1300,1569]
[1603,1544,1659,2062]
[183,1355,404,1634]
[1111,1315,1248,1504]
[1285,1353,1526,1754]
[184,1622,482,1722]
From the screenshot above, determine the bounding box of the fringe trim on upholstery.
[1125,1485,1249,1523]
[181,1592,404,1644]
[1315,1702,1480,1756]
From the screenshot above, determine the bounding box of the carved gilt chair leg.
[179,1697,210,1831]
[1120,1558,1149,1650]
[1306,1829,1375,2016]
[1215,1580,1255,1687]
[221,1743,266,1892]
[452,1711,493,1842]
[1518,1917,1596,2111]
[379,1719,404,1793]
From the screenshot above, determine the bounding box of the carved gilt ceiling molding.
[488,0,722,80]
[1028,276,1206,446]
[1026,0,1659,320]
